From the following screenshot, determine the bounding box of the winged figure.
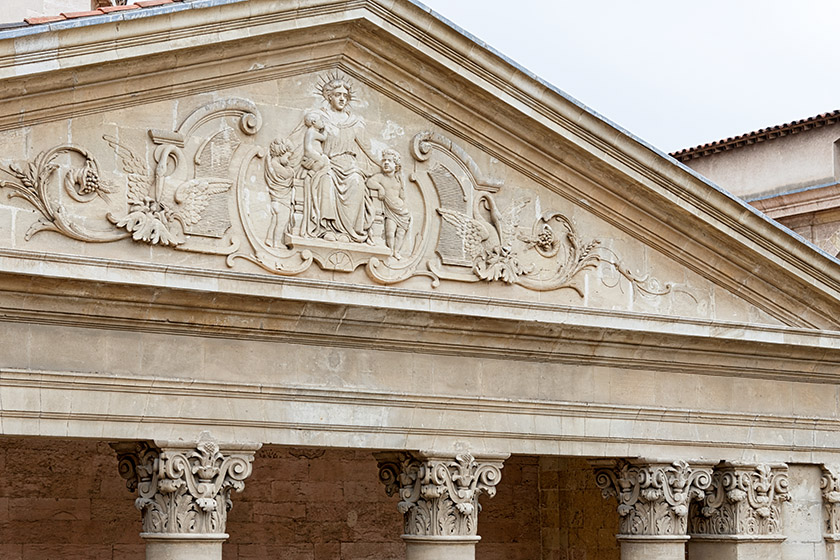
[103,135,232,246]
[436,194,532,283]
[436,206,491,261]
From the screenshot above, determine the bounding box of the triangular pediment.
[0,0,838,331]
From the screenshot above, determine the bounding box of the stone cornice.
[7,368,840,459]
[0,265,839,380]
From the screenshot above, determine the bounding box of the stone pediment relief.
[0,70,767,321]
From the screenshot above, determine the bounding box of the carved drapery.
[376,451,506,537]
[112,433,260,536]
[593,459,713,536]
[822,465,840,539]
[689,463,790,537]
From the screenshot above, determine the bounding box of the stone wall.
[0,438,143,559]
[0,438,616,559]
[540,456,620,560]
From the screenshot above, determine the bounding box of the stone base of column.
[402,535,481,560]
[142,533,228,560]
[688,535,785,560]
[617,535,688,560]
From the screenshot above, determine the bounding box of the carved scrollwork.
[689,463,790,537]
[594,459,713,536]
[411,131,503,192]
[0,71,686,304]
[1,145,125,242]
[376,451,506,537]
[417,132,677,296]
[111,433,258,536]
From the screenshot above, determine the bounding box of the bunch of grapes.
[79,165,100,195]
[536,227,554,250]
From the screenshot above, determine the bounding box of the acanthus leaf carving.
[375,451,506,537]
[593,459,713,537]
[111,432,259,536]
[689,462,790,537]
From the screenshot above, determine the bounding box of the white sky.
[418,0,840,153]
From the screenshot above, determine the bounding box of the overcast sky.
[418,0,840,154]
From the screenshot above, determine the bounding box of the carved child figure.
[301,111,329,173]
[264,138,295,248]
[367,149,411,259]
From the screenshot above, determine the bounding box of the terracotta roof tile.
[134,0,175,7]
[99,5,141,13]
[18,0,185,27]
[672,110,840,162]
[24,15,67,25]
[61,10,105,19]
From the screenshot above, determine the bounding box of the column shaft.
[403,536,480,560]
[618,536,688,560]
[144,536,225,560]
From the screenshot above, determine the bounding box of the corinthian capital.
[593,459,713,536]
[822,464,840,539]
[690,462,790,536]
[376,451,507,537]
[112,432,261,536]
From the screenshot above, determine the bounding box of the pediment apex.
[0,0,838,330]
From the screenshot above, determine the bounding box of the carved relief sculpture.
[689,462,790,537]
[301,75,376,244]
[0,69,685,303]
[264,138,296,248]
[111,433,260,537]
[367,149,411,259]
[821,465,840,539]
[593,459,713,536]
[376,451,506,537]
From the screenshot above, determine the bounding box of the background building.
[674,112,840,258]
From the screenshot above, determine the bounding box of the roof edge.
[671,110,840,162]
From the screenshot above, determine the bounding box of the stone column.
[593,459,713,560]
[112,432,261,560]
[688,462,790,560]
[375,451,508,560]
[821,464,840,560]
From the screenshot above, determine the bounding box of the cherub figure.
[367,149,411,258]
[264,138,295,248]
[301,111,329,173]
